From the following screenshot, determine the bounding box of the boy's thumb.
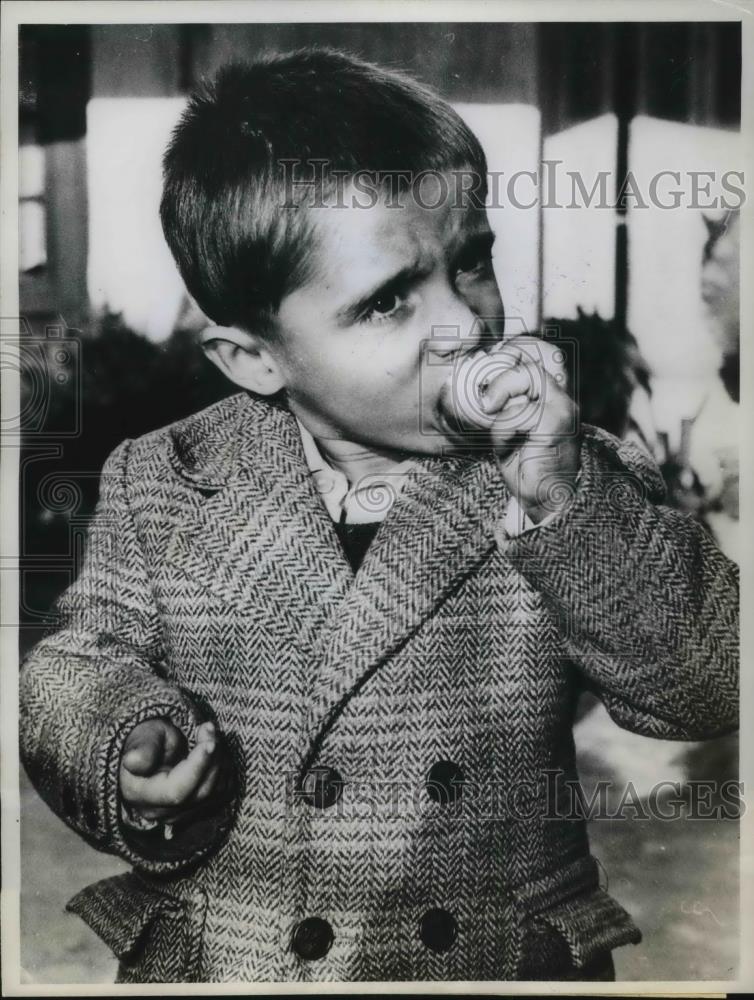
[121,722,165,776]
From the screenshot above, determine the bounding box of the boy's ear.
[200,326,285,396]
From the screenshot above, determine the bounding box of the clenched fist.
[443,335,580,522]
[119,718,229,826]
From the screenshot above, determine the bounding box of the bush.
[20,312,233,641]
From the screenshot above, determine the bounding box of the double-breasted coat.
[19,392,739,983]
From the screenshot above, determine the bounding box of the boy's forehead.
[302,177,490,292]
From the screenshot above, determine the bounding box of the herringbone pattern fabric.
[20,392,738,983]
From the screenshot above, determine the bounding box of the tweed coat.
[20,391,739,983]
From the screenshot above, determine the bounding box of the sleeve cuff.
[102,693,235,872]
[501,468,584,538]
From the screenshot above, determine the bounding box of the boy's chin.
[391,423,493,460]
[330,413,492,460]
[435,436,495,459]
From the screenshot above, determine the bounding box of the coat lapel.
[165,394,353,653]
[304,449,510,752]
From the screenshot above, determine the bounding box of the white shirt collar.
[295,417,540,536]
[295,418,415,524]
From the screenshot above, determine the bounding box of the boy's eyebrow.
[451,228,496,264]
[334,257,426,326]
[334,229,496,327]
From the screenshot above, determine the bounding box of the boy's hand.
[448,336,580,522]
[119,718,228,823]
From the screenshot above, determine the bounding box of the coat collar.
[164,392,510,759]
[167,391,291,491]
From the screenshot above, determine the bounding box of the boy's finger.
[123,738,216,808]
[497,336,566,384]
[161,723,189,766]
[195,721,216,745]
[496,335,537,366]
[120,723,167,776]
[131,758,228,821]
[191,760,221,803]
[163,738,218,803]
[482,361,543,416]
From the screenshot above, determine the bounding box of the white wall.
[455,103,541,336]
[87,97,188,340]
[542,113,618,322]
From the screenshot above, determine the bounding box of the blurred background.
[18,20,741,983]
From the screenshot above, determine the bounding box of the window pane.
[19,200,47,271]
[19,144,45,199]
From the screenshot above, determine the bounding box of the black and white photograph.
[0,0,750,992]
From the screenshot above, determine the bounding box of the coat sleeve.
[19,439,237,874]
[498,423,739,740]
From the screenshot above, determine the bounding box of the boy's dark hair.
[160,48,488,334]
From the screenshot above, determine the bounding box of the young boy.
[20,49,738,984]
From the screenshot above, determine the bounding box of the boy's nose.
[423,288,495,362]
[424,326,487,363]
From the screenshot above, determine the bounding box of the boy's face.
[270,174,505,455]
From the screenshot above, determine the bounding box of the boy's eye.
[360,289,409,325]
[373,291,399,315]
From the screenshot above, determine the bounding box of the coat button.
[425,760,465,805]
[299,766,343,809]
[419,907,458,952]
[291,916,334,960]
